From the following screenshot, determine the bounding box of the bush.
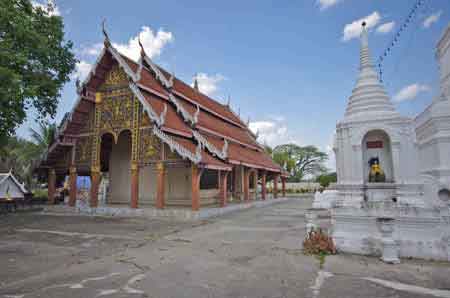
[303,228,336,256]
[32,188,48,200]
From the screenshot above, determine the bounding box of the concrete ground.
[0,198,449,298]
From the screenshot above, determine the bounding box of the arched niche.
[438,188,450,203]
[100,132,114,172]
[362,129,394,183]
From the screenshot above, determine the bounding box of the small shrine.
[313,22,450,262]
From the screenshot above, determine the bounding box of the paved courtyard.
[0,198,449,298]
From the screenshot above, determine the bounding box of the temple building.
[39,28,287,212]
[313,22,450,262]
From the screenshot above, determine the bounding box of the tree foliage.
[272,144,328,182]
[0,121,56,188]
[316,172,337,188]
[0,0,76,145]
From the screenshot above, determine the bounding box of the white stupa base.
[332,205,450,261]
[312,189,339,209]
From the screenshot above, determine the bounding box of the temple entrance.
[106,130,132,205]
[362,130,394,183]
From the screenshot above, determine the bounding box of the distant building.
[0,171,28,200]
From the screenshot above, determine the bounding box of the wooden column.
[281,177,286,197]
[273,173,280,199]
[243,168,250,201]
[261,171,267,200]
[156,162,165,209]
[90,167,101,208]
[90,92,102,208]
[130,93,141,209]
[68,166,77,207]
[253,170,258,200]
[48,168,56,205]
[130,162,139,209]
[219,171,229,207]
[191,164,201,211]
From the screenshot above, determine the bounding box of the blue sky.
[19,0,449,169]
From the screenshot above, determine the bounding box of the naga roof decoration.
[129,82,166,127]
[41,24,282,173]
[152,126,202,163]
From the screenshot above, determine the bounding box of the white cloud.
[191,73,225,96]
[376,21,395,34]
[393,83,430,102]
[80,26,173,60]
[71,60,92,81]
[423,10,442,28]
[80,43,103,56]
[316,0,342,10]
[342,11,381,42]
[249,119,298,147]
[113,26,173,61]
[31,0,60,16]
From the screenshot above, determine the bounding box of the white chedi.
[312,189,338,209]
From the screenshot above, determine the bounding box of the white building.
[0,171,28,200]
[316,23,450,261]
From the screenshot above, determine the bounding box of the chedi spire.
[343,22,398,120]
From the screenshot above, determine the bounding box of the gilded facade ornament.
[140,128,161,163]
[75,136,92,165]
[102,64,129,87]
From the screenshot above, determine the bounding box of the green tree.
[0,0,76,146]
[316,172,337,188]
[0,121,56,188]
[29,121,57,155]
[272,144,328,182]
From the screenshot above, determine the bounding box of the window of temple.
[362,130,394,183]
[200,169,219,189]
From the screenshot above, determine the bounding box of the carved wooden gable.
[98,65,135,138]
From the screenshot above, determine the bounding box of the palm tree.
[30,121,57,154]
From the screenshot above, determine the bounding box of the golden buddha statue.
[368,157,386,183]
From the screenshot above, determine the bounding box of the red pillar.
[243,168,250,201]
[191,164,201,211]
[220,171,229,207]
[90,167,101,208]
[253,170,258,200]
[130,162,139,209]
[156,162,165,209]
[274,174,280,199]
[261,171,267,200]
[68,166,77,207]
[48,168,56,205]
[282,177,286,197]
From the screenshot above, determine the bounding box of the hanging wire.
[377,0,427,83]
[389,0,431,85]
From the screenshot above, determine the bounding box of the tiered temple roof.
[41,29,284,176]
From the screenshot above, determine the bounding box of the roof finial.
[226,95,231,107]
[138,35,146,58]
[102,19,110,46]
[193,74,199,91]
[359,20,372,70]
